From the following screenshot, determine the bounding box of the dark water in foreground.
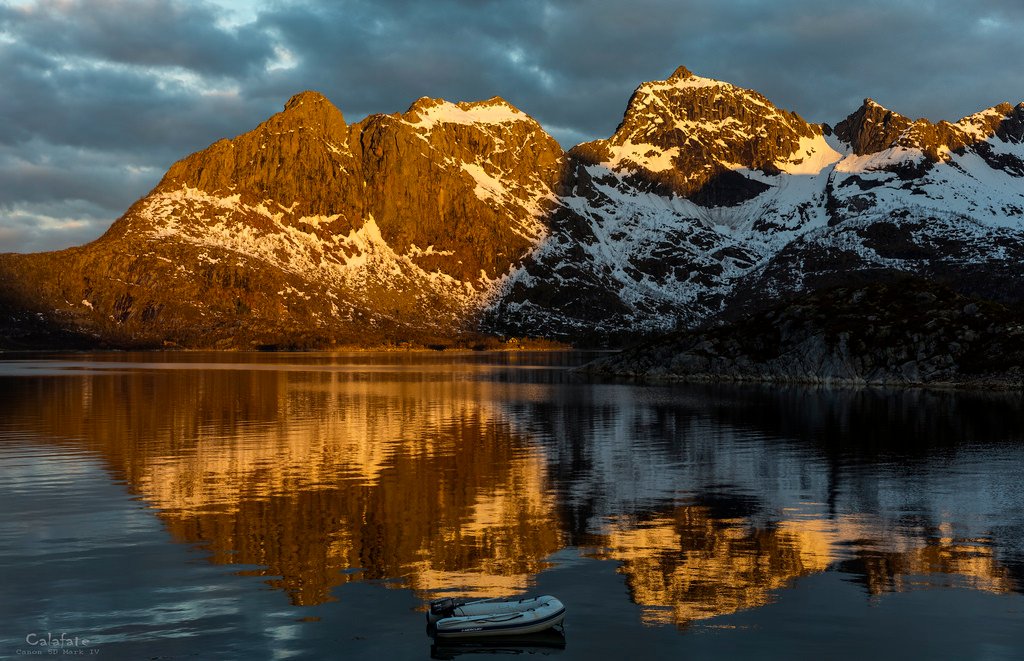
[1,351,1022,660]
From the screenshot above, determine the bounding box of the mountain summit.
[570,66,835,204]
[834,97,1024,163]
[2,67,1023,349]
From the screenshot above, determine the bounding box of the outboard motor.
[426,597,458,625]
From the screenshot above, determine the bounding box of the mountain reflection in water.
[1,351,1022,629]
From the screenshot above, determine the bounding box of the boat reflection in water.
[2,352,1022,629]
[430,628,566,659]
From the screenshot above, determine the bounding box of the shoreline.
[0,343,585,356]
[581,368,1024,392]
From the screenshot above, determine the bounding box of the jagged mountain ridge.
[727,96,1024,317]
[1,68,1023,348]
[571,65,833,201]
[486,71,1024,340]
[1,91,564,347]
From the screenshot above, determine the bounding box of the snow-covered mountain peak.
[833,97,1024,173]
[963,102,1024,144]
[568,67,829,203]
[661,64,727,89]
[404,96,534,131]
[862,98,891,112]
[958,103,1015,140]
[628,66,741,109]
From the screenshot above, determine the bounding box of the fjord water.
[1,352,1022,659]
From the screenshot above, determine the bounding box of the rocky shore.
[583,279,1024,389]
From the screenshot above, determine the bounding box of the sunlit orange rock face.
[0,92,565,349]
[570,65,829,203]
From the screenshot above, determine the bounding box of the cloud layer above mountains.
[2,0,1023,252]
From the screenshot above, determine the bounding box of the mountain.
[1,68,1023,349]
[484,68,1024,341]
[0,91,564,348]
[483,66,843,340]
[733,97,1024,314]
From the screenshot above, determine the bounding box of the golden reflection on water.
[595,511,1013,627]
[9,366,563,605]
[1,357,1017,622]
[140,373,567,605]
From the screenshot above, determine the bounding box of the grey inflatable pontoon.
[427,595,566,638]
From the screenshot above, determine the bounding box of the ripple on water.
[1,354,1023,658]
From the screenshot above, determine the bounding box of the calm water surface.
[1,351,1022,659]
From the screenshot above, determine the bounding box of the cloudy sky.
[1,0,1022,253]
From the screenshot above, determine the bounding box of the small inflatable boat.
[426,595,566,638]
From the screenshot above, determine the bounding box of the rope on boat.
[464,613,525,624]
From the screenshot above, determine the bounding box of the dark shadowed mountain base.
[584,278,1024,388]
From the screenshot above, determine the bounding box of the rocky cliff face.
[2,68,1023,351]
[485,71,1024,342]
[483,67,844,341]
[569,66,831,203]
[834,97,1024,163]
[0,91,564,348]
[833,99,913,156]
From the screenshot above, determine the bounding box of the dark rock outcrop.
[834,98,1024,163]
[834,100,912,155]
[584,279,1024,388]
[568,65,827,202]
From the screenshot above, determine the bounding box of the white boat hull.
[428,595,566,639]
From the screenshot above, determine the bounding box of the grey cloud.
[1,0,274,76]
[2,0,1023,253]
[251,0,551,119]
[0,0,288,254]
[0,200,116,253]
[0,142,167,252]
[254,0,1024,141]
[0,8,280,155]
[0,65,265,158]
[0,143,163,210]
[523,0,1024,127]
